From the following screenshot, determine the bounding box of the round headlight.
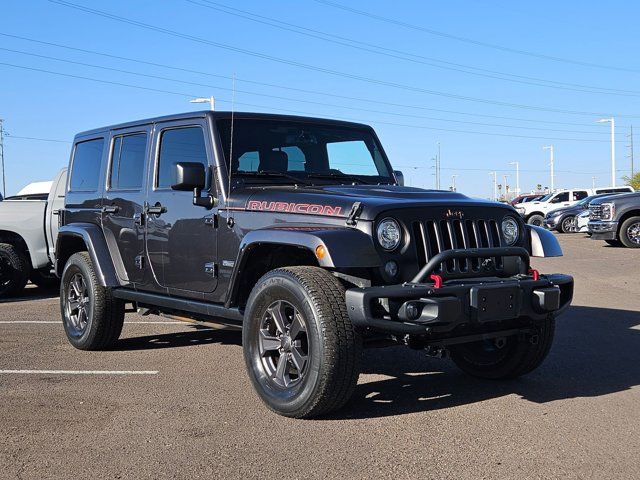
[377,218,402,251]
[502,216,520,245]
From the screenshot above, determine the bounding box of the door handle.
[146,203,167,215]
[102,205,119,214]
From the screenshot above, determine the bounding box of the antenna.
[226,74,236,226]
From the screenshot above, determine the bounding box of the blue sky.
[1,0,638,197]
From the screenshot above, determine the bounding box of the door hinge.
[135,255,145,270]
[346,201,363,227]
[204,262,218,277]
[204,215,218,228]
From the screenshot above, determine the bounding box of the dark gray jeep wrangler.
[56,111,573,418]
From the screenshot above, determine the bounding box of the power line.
[0,46,626,137]
[0,61,629,144]
[1,31,627,129]
[187,0,640,97]
[4,133,71,143]
[45,0,639,118]
[314,0,640,74]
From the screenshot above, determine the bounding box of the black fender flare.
[527,225,563,257]
[56,223,120,287]
[225,226,381,306]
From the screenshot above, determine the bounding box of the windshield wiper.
[235,170,312,186]
[306,172,372,185]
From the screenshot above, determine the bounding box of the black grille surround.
[377,207,526,282]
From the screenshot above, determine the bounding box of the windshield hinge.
[346,201,363,227]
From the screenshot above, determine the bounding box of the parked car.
[56,111,573,418]
[0,169,67,297]
[576,210,590,233]
[510,194,544,206]
[544,193,625,233]
[515,186,634,226]
[589,191,640,247]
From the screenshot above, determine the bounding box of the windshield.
[538,193,554,202]
[217,119,393,186]
[577,195,597,206]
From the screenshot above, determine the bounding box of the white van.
[515,186,634,225]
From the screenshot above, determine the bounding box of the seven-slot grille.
[589,204,604,220]
[412,219,504,275]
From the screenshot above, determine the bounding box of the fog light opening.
[384,260,398,278]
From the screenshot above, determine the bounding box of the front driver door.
[145,120,218,296]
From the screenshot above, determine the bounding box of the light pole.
[597,117,616,186]
[509,161,520,195]
[451,174,457,192]
[592,176,596,189]
[503,174,510,199]
[190,96,215,111]
[489,171,497,200]
[543,145,554,191]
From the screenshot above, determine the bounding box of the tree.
[622,172,640,190]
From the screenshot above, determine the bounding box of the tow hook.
[424,345,448,358]
[494,337,507,349]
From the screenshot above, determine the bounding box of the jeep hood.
[229,184,515,221]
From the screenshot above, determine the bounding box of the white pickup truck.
[0,169,67,297]
[515,186,634,225]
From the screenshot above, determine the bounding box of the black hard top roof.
[74,111,372,139]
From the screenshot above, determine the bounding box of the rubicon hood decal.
[247,200,343,216]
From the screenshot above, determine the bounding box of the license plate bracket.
[470,284,521,322]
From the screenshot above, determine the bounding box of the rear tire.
[0,243,30,298]
[527,214,545,227]
[60,252,125,350]
[619,216,640,248]
[243,266,361,418]
[450,317,555,379]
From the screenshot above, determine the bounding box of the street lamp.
[543,145,555,192]
[190,96,215,111]
[450,174,458,192]
[597,117,616,187]
[489,171,497,200]
[509,161,520,195]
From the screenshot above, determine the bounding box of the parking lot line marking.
[0,369,159,375]
[0,320,186,324]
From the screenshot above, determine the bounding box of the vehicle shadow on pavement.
[114,325,242,350]
[0,284,59,303]
[328,305,640,420]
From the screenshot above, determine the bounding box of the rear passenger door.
[102,126,151,285]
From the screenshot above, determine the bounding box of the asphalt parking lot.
[1,234,639,479]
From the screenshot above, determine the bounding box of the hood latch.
[346,201,363,227]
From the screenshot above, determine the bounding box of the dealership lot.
[1,235,639,479]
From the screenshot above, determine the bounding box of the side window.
[573,190,588,201]
[69,138,104,191]
[157,127,208,189]
[550,192,569,203]
[109,133,147,190]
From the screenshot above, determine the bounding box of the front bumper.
[588,220,618,240]
[544,216,560,229]
[346,273,574,336]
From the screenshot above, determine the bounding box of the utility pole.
[592,176,596,189]
[597,117,616,186]
[489,171,497,200]
[436,142,441,190]
[628,125,634,179]
[0,119,5,198]
[543,145,554,192]
[509,161,520,195]
[450,174,457,192]
[503,174,510,200]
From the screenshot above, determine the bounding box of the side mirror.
[172,162,206,191]
[171,162,216,209]
[393,170,404,186]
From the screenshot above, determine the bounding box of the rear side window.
[70,138,104,191]
[573,190,588,201]
[109,133,147,190]
[157,127,208,188]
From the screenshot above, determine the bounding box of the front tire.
[60,252,125,350]
[243,266,361,418]
[450,317,555,379]
[619,216,640,248]
[0,243,30,298]
[559,215,576,233]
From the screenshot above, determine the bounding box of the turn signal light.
[315,245,326,260]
